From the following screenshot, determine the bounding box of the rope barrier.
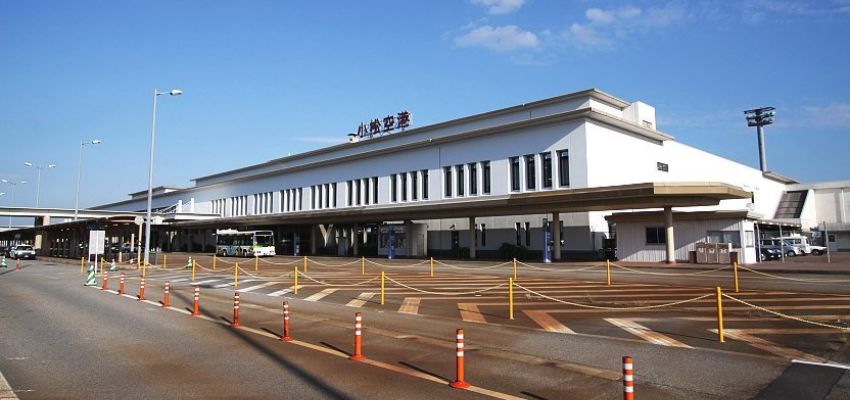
[298,272,379,287]
[514,283,712,310]
[518,261,601,273]
[722,293,850,331]
[305,258,362,268]
[434,260,513,270]
[385,275,507,296]
[258,258,302,266]
[234,265,294,280]
[611,263,731,276]
[216,258,238,265]
[365,258,429,268]
[195,262,233,273]
[737,265,850,283]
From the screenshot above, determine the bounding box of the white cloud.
[455,25,540,52]
[563,2,687,48]
[803,102,850,128]
[742,0,850,23]
[470,0,526,15]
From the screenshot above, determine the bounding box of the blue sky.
[1,0,849,212]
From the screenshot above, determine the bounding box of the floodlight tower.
[743,106,776,172]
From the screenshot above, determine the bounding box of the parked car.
[761,239,803,257]
[11,245,36,260]
[759,246,781,261]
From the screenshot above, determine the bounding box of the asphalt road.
[1,261,848,399]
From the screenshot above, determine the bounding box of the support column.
[552,212,561,261]
[310,225,318,255]
[664,206,675,264]
[352,225,360,257]
[404,220,413,257]
[468,216,476,259]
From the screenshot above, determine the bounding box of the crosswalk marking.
[346,292,376,307]
[213,279,257,289]
[237,281,281,293]
[191,279,221,286]
[398,297,421,315]
[267,286,302,297]
[304,288,337,302]
[458,303,487,323]
[605,318,692,348]
[524,310,575,334]
[717,329,824,362]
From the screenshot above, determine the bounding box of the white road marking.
[524,310,575,334]
[346,292,376,307]
[398,297,421,315]
[791,359,850,370]
[237,281,280,293]
[214,279,256,289]
[304,288,337,302]
[0,365,20,399]
[715,329,824,362]
[458,303,487,323]
[267,286,302,297]
[605,318,691,348]
[191,279,220,286]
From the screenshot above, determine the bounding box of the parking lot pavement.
[4,261,833,399]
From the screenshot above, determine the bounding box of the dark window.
[481,223,486,246]
[558,150,570,187]
[325,184,330,208]
[422,170,429,199]
[400,173,407,201]
[525,222,531,246]
[646,227,666,245]
[332,183,337,208]
[411,172,418,201]
[456,165,464,196]
[515,222,522,246]
[541,152,552,189]
[391,174,397,202]
[482,161,491,194]
[444,167,452,197]
[311,186,316,209]
[355,180,361,205]
[657,162,669,172]
[362,179,369,205]
[525,155,536,190]
[347,181,353,206]
[510,157,520,191]
[372,177,378,204]
[469,162,478,195]
[707,230,741,248]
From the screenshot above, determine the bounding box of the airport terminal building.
[7,89,849,264]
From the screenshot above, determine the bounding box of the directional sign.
[88,230,105,256]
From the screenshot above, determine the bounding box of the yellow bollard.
[234,262,239,288]
[163,254,167,269]
[733,261,740,293]
[294,267,299,294]
[512,258,517,280]
[606,259,612,286]
[80,257,85,275]
[142,262,146,278]
[213,254,217,271]
[303,256,308,273]
[430,257,434,278]
[380,271,385,305]
[100,257,104,272]
[255,255,259,272]
[137,256,141,270]
[509,277,514,320]
[361,256,365,275]
[716,286,725,343]
[191,259,196,281]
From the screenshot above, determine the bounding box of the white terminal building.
[8,89,850,264]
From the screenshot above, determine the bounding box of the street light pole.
[1,179,27,229]
[74,139,101,220]
[24,162,57,208]
[143,88,182,268]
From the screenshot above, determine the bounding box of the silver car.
[11,245,36,260]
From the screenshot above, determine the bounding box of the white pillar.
[468,216,476,259]
[664,206,675,264]
[552,212,561,261]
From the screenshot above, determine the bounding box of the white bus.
[216,229,276,257]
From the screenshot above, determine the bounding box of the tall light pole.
[74,139,102,220]
[24,162,57,208]
[744,106,776,173]
[1,179,28,228]
[144,88,183,268]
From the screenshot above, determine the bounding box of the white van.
[767,236,826,256]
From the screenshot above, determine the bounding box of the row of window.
[346,177,378,206]
[390,170,430,202]
[443,161,490,198]
[509,150,569,192]
[282,188,303,212]
[311,183,337,210]
[253,192,274,215]
[645,228,751,249]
